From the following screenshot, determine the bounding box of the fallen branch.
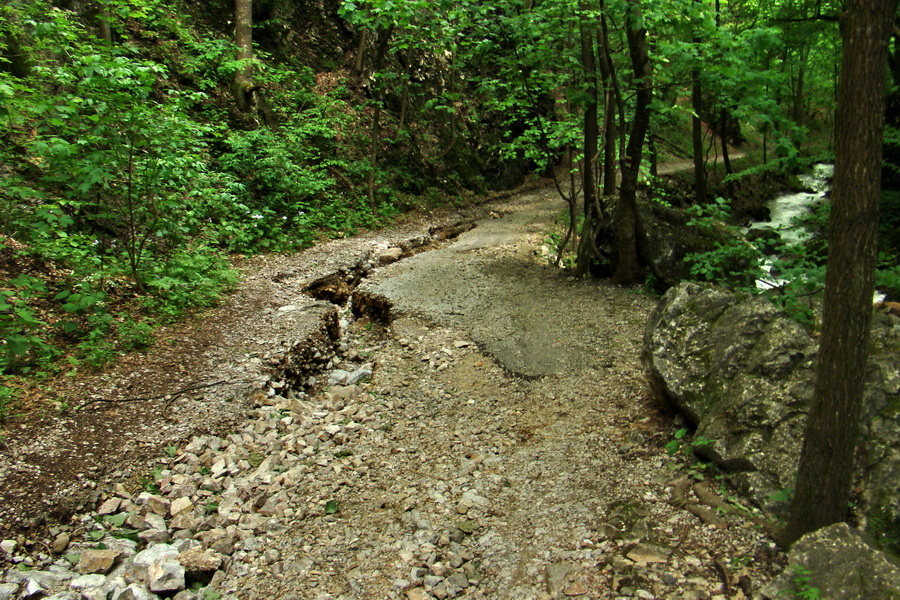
[76,379,245,411]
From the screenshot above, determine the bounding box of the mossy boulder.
[643,282,900,533]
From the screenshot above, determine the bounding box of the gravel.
[0,186,784,599]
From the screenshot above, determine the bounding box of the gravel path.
[0,186,782,600]
[217,189,781,599]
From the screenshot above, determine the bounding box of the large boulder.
[643,282,900,538]
[586,197,744,286]
[761,523,900,600]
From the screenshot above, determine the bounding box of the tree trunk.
[97,1,112,46]
[781,0,897,548]
[580,13,599,220]
[366,25,395,211]
[353,29,368,84]
[691,0,706,204]
[602,89,618,196]
[612,0,651,285]
[596,8,618,197]
[234,0,253,111]
[574,11,599,277]
[720,108,733,174]
[598,6,627,172]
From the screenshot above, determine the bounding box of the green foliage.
[685,198,765,289]
[866,503,900,556]
[684,196,828,325]
[781,566,822,600]
[664,427,716,480]
[0,275,58,373]
[117,316,155,350]
[665,427,712,457]
[0,382,22,423]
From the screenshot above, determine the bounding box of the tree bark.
[574,10,599,277]
[98,1,112,46]
[691,0,706,204]
[353,29,368,84]
[597,8,618,197]
[234,0,253,111]
[781,0,897,548]
[580,13,599,219]
[612,0,651,285]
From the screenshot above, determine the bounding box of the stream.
[748,163,832,292]
[748,163,888,303]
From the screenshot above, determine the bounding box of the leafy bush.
[684,197,766,289]
[684,197,825,325]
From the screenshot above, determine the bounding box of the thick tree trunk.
[781,0,897,548]
[234,0,253,111]
[612,0,651,285]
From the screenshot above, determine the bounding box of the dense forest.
[1,0,899,414]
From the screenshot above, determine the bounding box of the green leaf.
[103,512,128,527]
[248,450,265,467]
[324,500,340,514]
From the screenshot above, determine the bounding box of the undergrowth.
[0,0,434,404]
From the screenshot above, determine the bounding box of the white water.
[747,164,886,303]
[749,163,832,247]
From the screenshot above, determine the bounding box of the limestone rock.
[77,548,121,574]
[51,532,70,554]
[178,547,224,573]
[761,523,900,600]
[112,583,156,600]
[643,282,900,519]
[128,544,185,592]
[377,247,404,265]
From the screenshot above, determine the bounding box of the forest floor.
[0,175,783,599]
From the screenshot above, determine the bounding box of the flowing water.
[748,164,832,291]
[749,163,833,246]
[748,164,886,302]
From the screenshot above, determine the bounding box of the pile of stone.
[0,372,381,600]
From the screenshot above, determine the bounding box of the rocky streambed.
[2,188,794,600]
